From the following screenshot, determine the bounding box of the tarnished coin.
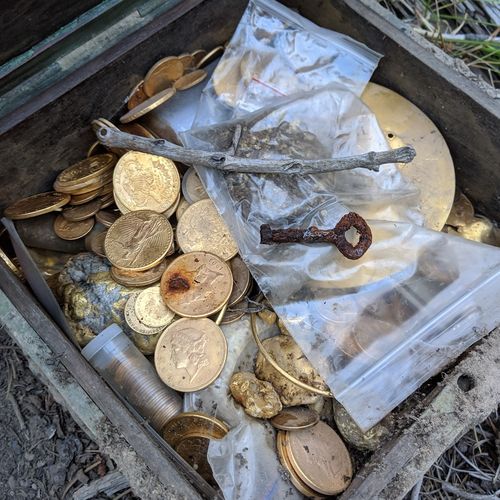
[218,300,246,325]
[89,231,107,258]
[110,259,169,287]
[195,45,224,69]
[99,192,115,209]
[144,56,184,96]
[126,80,148,110]
[105,210,173,271]
[4,192,71,220]
[271,408,320,431]
[174,69,207,91]
[100,182,113,195]
[458,215,498,245]
[54,215,95,240]
[286,421,352,495]
[177,199,238,261]
[113,151,180,213]
[95,210,118,227]
[155,317,228,392]
[54,154,116,189]
[160,251,233,318]
[191,49,207,67]
[70,187,102,205]
[62,198,102,222]
[175,197,190,221]
[228,256,251,306]
[175,437,216,486]
[181,167,208,204]
[161,412,229,448]
[120,87,176,123]
[276,431,320,498]
[135,285,175,328]
[119,122,157,139]
[124,293,165,336]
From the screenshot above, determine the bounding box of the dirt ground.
[0,327,134,500]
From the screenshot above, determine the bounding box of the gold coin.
[119,122,158,139]
[113,151,180,213]
[446,192,475,227]
[93,117,119,130]
[99,192,115,209]
[126,80,148,110]
[161,411,229,448]
[89,230,107,258]
[113,191,130,214]
[175,437,216,486]
[175,197,190,221]
[164,192,181,219]
[217,300,246,325]
[54,154,116,188]
[160,251,233,318]
[276,431,321,498]
[228,256,250,306]
[271,408,320,431]
[110,258,170,287]
[178,53,194,70]
[4,191,71,220]
[155,317,228,392]
[144,56,184,97]
[62,198,102,222]
[104,210,173,271]
[87,141,108,158]
[286,422,352,496]
[174,69,207,91]
[100,182,113,195]
[120,87,176,123]
[361,83,455,231]
[191,49,207,67]
[70,187,102,205]
[124,293,165,336]
[95,210,118,227]
[134,285,175,328]
[54,215,95,240]
[177,199,238,261]
[55,170,114,194]
[195,45,224,69]
[181,167,208,204]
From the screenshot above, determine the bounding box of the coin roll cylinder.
[82,324,182,430]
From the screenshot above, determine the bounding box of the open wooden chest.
[0,0,499,498]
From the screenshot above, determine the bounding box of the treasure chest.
[0,0,499,498]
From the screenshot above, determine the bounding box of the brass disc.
[178,53,194,70]
[4,191,71,220]
[161,411,229,448]
[89,230,107,258]
[191,49,207,67]
[55,169,114,194]
[104,210,173,271]
[119,122,157,139]
[195,46,224,69]
[120,87,176,123]
[174,69,207,91]
[99,193,115,209]
[62,198,102,222]
[271,407,320,431]
[126,80,148,110]
[54,215,95,240]
[95,210,118,228]
[361,83,455,231]
[110,258,169,287]
[144,56,184,97]
[54,154,116,188]
[70,187,102,205]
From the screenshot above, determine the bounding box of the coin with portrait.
[113,151,180,213]
[104,210,173,271]
[160,251,233,318]
[135,285,175,328]
[155,317,228,392]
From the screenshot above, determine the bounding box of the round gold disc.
[271,407,320,431]
[174,69,207,91]
[160,251,233,318]
[144,56,184,97]
[110,258,169,287]
[54,154,116,189]
[4,191,71,220]
[124,293,165,336]
[62,198,102,222]
[89,230,107,258]
[181,167,208,204]
[104,210,173,271]
[195,46,224,69]
[120,87,176,123]
[175,437,216,486]
[126,80,148,110]
[228,256,250,306]
[70,187,102,205]
[361,82,455,231]
[163,191,181,219]
[54,215,95,240]
[119,122,157,139]
[113,151,180,213]
[191,49,207,67]
[155,317,228,392]
[161,411,229,448]
[286,421,352,496]
[95,210,118,228]
[134,285,175,328]
[99,193,115,209]
[178,53,194,70]
[177,199,238,261]
[175,197,190,221]
[55,170,114,194]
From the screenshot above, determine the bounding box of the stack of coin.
[276,421,353,497]
[120,46,224,124]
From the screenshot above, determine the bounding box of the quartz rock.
[57,253,135,346]
[229,372,282,419]
[255,335,328,406]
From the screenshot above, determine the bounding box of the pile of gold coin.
[120,46,224,124]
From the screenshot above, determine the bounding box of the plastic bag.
[193,0,381,127]
[184,318,302,500]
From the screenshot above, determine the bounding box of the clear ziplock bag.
[192,0,381,127]
[182,87,500,430]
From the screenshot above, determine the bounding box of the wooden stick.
[93,123,416,174]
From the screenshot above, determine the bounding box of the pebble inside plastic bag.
[192,0,382,127]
